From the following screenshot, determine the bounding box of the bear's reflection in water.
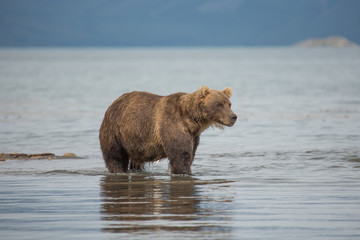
[100,174,226,233]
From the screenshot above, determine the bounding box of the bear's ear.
[199,85,210,98]
[223,87,232,98]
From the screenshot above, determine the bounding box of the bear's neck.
[179,92,212,135]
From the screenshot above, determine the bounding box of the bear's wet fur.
[99,86,237,175]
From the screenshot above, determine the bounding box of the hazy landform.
[295,36,359,47]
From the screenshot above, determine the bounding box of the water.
[1,47,360,239]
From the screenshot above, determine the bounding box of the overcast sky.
[0,0,359,47]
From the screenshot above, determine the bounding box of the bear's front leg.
[161,131,194,175]
[169,149,193,175]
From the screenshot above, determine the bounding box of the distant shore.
[294,36,358,47]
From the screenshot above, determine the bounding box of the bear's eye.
[217,103,223,108]
[229,103,232,108]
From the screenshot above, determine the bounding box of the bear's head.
[199,86,237,127]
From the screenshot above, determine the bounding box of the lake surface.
[1,47,360,239]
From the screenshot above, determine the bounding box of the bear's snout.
[221,113,237,127]
[228,113,237,126]
[231,114,237,123]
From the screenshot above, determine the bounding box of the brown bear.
[99,86,237,175]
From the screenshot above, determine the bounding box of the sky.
[0,0,359,47]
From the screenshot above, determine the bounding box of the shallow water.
[1,47,360,239]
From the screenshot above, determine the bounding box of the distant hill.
[0,0,359,47]
[294,36,359,47]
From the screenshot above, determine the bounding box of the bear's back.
[111,91,162,123]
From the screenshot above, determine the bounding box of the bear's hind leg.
[103,144,129,173]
